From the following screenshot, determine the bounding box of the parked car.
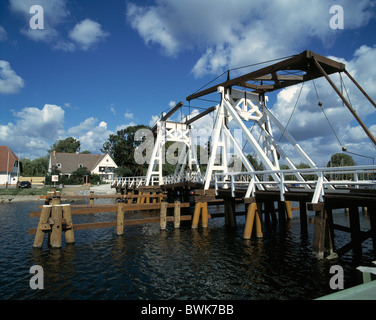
[18,181,32,188]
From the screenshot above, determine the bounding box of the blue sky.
[1,0,376,166]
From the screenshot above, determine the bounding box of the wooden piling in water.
[191,202,209,228]
[116,201,124,236]
[243,201,263,240]
[285,201,293,219]
[300,201,308,234]
[368,203,376,252]
[309,202,334,260]
[174,201,181,229]
[90,191,95,205]
[50,205,63,248]
[160,202,167,230]
[349,204,362,256]
[62,204,75,244]
[201,202,208,228]
[33,205,52,248]
[224,198,237,228]
[192,202,202,229]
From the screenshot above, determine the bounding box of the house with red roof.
[0,146,21,186]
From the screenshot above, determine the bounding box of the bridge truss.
[112,50,376,203]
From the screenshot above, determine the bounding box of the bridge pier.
[224,197,237,228]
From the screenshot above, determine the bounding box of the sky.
[1,0,376,168]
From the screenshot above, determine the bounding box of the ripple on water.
[0,202,374,299]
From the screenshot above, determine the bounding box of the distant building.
[0,146,21,186]
[48,151,118,183]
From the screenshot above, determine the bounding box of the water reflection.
[0,202,375,299]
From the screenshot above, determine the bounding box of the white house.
[0,146,21,186]
[48,151,118,182]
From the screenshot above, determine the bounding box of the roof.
[0,146,21,173]
[50,152,106,173]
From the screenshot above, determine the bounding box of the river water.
[0,200,375,301]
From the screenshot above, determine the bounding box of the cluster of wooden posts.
[29,190,190,249]
[309,193,376,260]
[30,186,375,261]
[29,188,298,249]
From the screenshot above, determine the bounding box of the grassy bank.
[0,187,61,196]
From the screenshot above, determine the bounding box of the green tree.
[246,154,263,171]
[49,137,81,153]
[21,156,49,176]
[327,153,356,167]
[101,125,150,175]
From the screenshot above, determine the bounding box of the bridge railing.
[112,171,204,188]
[214,165,376,203]
[111,176,147,188]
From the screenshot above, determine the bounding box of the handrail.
[214,165,376,203]
[112,171,204,187]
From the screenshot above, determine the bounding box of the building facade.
[0,146,21,186]
[49,152,118,183]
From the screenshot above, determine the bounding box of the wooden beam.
[186,50,345,101]
[271,72,281,88]
[344,69,376,110]
[184,106,216,125]
[151,101,184,132]
[254,75,304,81]
[29,215,193,234]
[30,202,190,217]
[313,58,376,146]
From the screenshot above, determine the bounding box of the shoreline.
[0,195,42,203]
[0,184,115,204]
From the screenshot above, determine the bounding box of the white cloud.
[0,60,24,94]
[110,105,116,115]
[0,26,7,41]
[67,117,113,153]
[271,45,376,165]
[149,115,159,128]
[69,19,109,51]
[127,0,375,78]
[124,111,134,119]
[115,122,137,132]
[99,121,107,128]
[67,117,97,136]
[0,104,65,158]
[10,0,69,44]
[126,3,179,56]
[10,0,108,51]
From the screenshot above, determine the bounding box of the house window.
[56,163,62,169]
[78,164,83,168]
